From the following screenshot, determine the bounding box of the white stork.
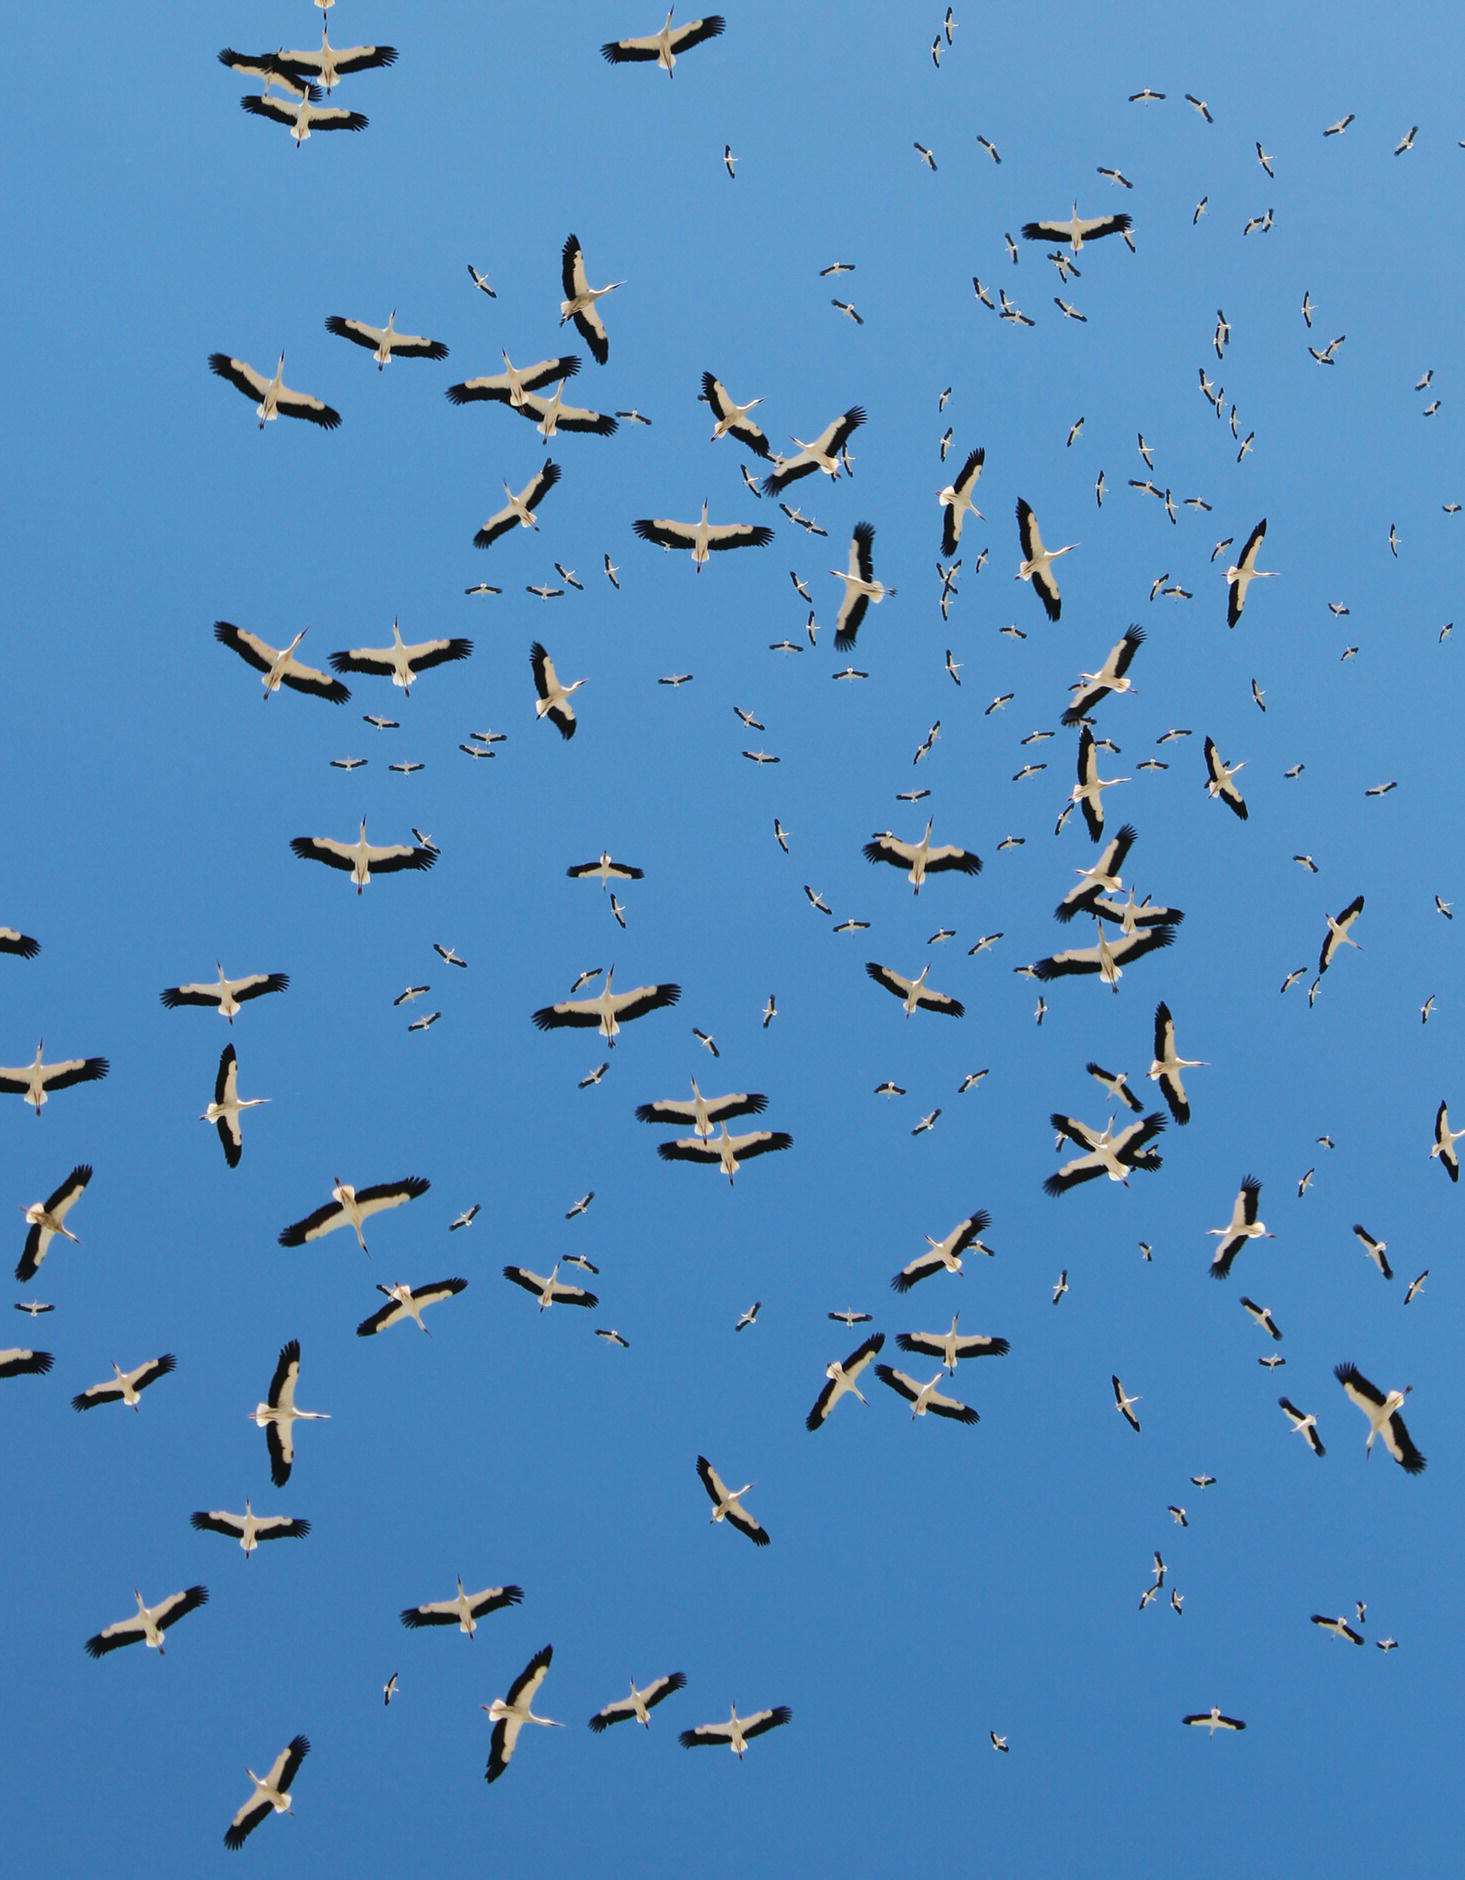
[601,12,726,75]
[865,960,965,1018]
[1111,1375,1142,1432]
[1352,1225,1393,1281]
[0,1042,109,1114]
[1021,206,1132,252]
[0,926,39,958]
[635,1082,768,1138]
[85,1585,208,1659]
[214,621,349,702]
[503,1264,599,1311]
[0,1347,53,1377]
[162,963,289,1021]
[1334,1362,1426,1472]
[1056,824,1138,922]
[72,1353,176,1413]
[1279,1397,1325,1455]
[357,1277,468,1336]
[1182,1709,1246,1735]
[1203,737,1248,819]
[567,853,645,888]
[209,352,342,426]
[238,89,368,141]
[891,1210,992,1292]
[530,641,585,739]
[446,353,581,409]
[279,1176,430,1252]
[589,1673,688,1731]
[1318,895,1364,974]
[1086,1062,1142,1113]
[1431,1099,1463,1181]
[1063,628,1144,724]
[17,1163,91,1281]
[560,235,624,364]
[191,1501,310,1556]
[806,1333,885,1430]
[251,1340,330,1487]
[702,373,771,456]
[325,310,445,369]
[217,49,321,99]
[656,1123,793,1183]
[329,619,472,693]
[275,23,396,89]
[473,461,562,548]
[1015,498,1076,620]
[679,1705,792,1755]
[1240,1298,1283,1341]
[532,965,680,1043]
[1224,520,1277,625]
[289,820,437,892]
[696,1456,770,1545]
[862,822,982,892]
[1045,1113,1165,1194]
[1031,922,1177,990]
[760,407,866,496]
[400,1580,522,1636]
[633,503,773,567]
[1071,724,1131,840]
[484,1646,562,1782]
[1208,1178,1273,1279]
[896,1317,1009,1372]
[1311,1614,1364,1644]
[875,1363,980,1423]
[518,381,619,441]
[224,1736,310,1850]
[1149,1001,1205,1125]
[830,522,896,650]
[938,448,985,556]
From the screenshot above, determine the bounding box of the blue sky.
[5,2,1462,1872]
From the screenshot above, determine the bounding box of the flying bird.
[560,234,624,364]
[589,1674,688,1732]
[213,622,350,703]
[1334,1362,1425,1472]
[633,502,773,567]
[1207,1177,1273,1279]
[85,1584,209,1659]
[71,1353,177,1413]
[483,1646,562,1783]
[190,1501,310,1557]
[17,1163,92,1281]
[0,1042,109,1115]
[400,1580,523,1636]
[805,1333,886,1430]
[530,642,585,739]
[532,966,680,1043]
[279,1176,430,1253]
[357,1277,469,1336]
[696,1455,769,1545]
[209,352,341,427]
[679,1705,791,1755]
[601,12,726,75]
[1015,499,1075,621]
[224,1736,310,1851]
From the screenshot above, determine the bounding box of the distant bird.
[761,407,865,496]
[723,144,736,177]
[329,620,471,694]
[503,1264,598,1311]
[1404,1270,1429,1305]
[1097,166,1133,188]
[1224,520,1277,625]
[401,1580,522,1636]
[692,1028,720,1056]
[657,1123,792,1184]
[1185,94,1213,121]
[473,462,562,548]
[1015,499,1075,620]
[596,1328,629,1347]
[209,352,341,427]
[213,622,350,703]
[467,263,496,298]
[191,1501,310,1557]
[1183,1709,1245,1735]
[696,1455,769,1545]
[1312,1613,1364,1644]
[601,12,726,75]
[530,642,585,739]
[863,822,981,893]
[679,1705,791,1756]
[875,1364,980,1423]
[1086,1062,1142,1113]
[734,1301,762,1333]
[633,502,773,567]
[1318,895,1365,974]
[1020,206,1132,253]
[1431,1100,1463,1181]
[805,1333,886,1430]
[914,143,938,170]
[483,1646,562,1784]
[85,1584,208,1659]
[865,961,964,1019]
[830,299,864,324]
[325,311,445,370]
[1335,1362,1425,1473]
[1045,1113,1165,1194]
[891,1210,992,1292]
[17,1163,91,1281]
[517,382,619,442]
[358,1278,468,1337]
[1149,1001,1205,1125]
[589,1673,688,1732]
[1208,1178,1273,1279]
[938,449,985,556]
[1352,1225,1393,1281]
[533,967,680,1044]
[279,1176,430,1252]
[1203,737,1248,819]
[1255,142,1275,175]
[1241,1298,1283,1341]
[0,1042,109,1115]
[72,1353,177,1414]
[1111,1376,1142,1432]
[1323,113,1355,136]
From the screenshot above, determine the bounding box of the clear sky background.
[5,2,1462,1873]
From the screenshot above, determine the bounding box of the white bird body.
[634,501,773,567]
[447,352,581,410]
[533,965,680,1043]
[86,1584,209,1658]
[1224,519,1277,625]
[276,25,397,90]
[938,448,985,556]
[896,1316,1010,1372]
[530,641,586,739]
[861,821,983,894]
[358,1276,468,1336]
[0,1041,109,1115]
[589,1672,688,1731]
[483,1646,563,1782]
[679,1704,792,1755]
[213,622,350,702]
[330,618,472,694]
[250,1340,331,1486]
[164,962,290,1021]
[602,13,727,76]
[1021,204,1132,253]
[474,462,561,547]
[72,1353,176,1413]
[806,1333,885,1428]
[560,234,624,362]
[325,309,445,368]
[1335,1361,1425,1472]
[401,1577,522,1635]
[761,407,865,496]
[865,960,965,1018]
[1015,499,1075,620]
[18,1163,91,1280]
[209,352,341,427]
[891,1210,992,1291]
[279,1175,431,1251]
[502,1262,599,1311]
[1207,1177,1273,1279]
[636,1080,768,1138]
[225,1736,310,1850]
[191,1499,310,1556]
[657,1121,793,1183]
[239,91,367,143]
[696,1455,770,1544]
[290,819,437,893]
[875,1363,980,1422]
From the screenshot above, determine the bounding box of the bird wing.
[875,1363,921,1403]
[278,1199,349,1245]
[351,1177,432,1217]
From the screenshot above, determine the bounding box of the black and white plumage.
[938,448,985,556]
[1334,1362,1426,1473]
[85,1584,208,1659]
[1111,1375,1142,1432]
[1071,724,1131,841]
[18,1163,91,1281]
[329,620,472,694]
[761,407,866,496]
[633,503,773,567]
[533,965,680,1043]
[863,821,981,893]
[1182,1709,1246,1735]
[1044,1113,1165,1195]
[696,1455,770,1545]
[290,820,437,893]
[516,383,619,441]
[502,1264,599,1311]
[191,1501,310,1556]
[213,622,350,702]
[589,1673,688,1731]
[1279,1397,1326,1456]
[162,964,290,1021]
[224,1735,310,1850]
[1149,1001,1205,1125]
[1208,1177,1273,1279]
[1241,1298,1283,1341]
[401,1579,523,1635]
[0,926,40,959]
[1311,1614,1365,1645]
[325,311,446,369]
[1432,1099,1463,1181]
[1031,923,1176,990]
[1224,520,1277,625]
[1015,498,1076,620]
[484,1646,563,1782]
[357,1277,468,1336]
[657,1122,792,1183]
[447,353,581,409]
[1086,1062,1143,1113]
[0,1347,54,1378]
[251,1340,330,1487]
[865,960,965,1019]
[1203,737,1248,819]
[679,1704,792,1755]
[276,25,397,88]
[805,1333,885,1429]
[891,1210,992,1292]
[635,1082,767,1138]
[1352,1225,1393,1281]
[896,1317,1009,1372]
[702,373,771,456]
[1318,895,1365,975]
[560,235,623,364]
[72,1353,176,1413]
[238,92,367,143]
[530,641,585,739]
[0,1042,109,1115]
[602,11,725,74]
[1021,205,1132,252]
[209,353,341,428]
[217,49,322,99]
[1062,628,1144,724]
[875,1364,980,1423]
[1056,824,1139,924]
[830,522,896,650]
[279,1176,430,1252]
[473,462,562,547]
[567,853,645,888]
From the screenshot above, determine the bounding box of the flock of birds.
[6,4,1457,1861]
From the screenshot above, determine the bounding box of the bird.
[279,1176,431,1253]
[17,1163,92,1281]
[1063,627,1145,723]
[530,642,585,739]
[1149,1002,1205,1125]
[633,502,773,567]
[896,1317,1009,1372]
[516,382,619,442]
[1208,1178,1273,1279]
[223,1736,310,1851]
[596,1328,629,1347]
[213,622,350,703]
[805,1333,886,1430]
[701,373,771,456]
[329,619,471,694]
[830,299,864,324]
[483,1646,563,1783]
[1352,1225,1393,1282]
[1203,737,1248,820]
[472,462,563,548]
[161,962,289,1021]
[502,1264,599,1312]
[191,1501,310,1557]
[1033,921,1176,992]
[696,1455,769,1545]
[865,961,964,1019]
[692,1028,720,1056]
[589,1674,689,1732]
[1015,499,1076,621]
[1323,113,1355,135]
[1312,1613,1365,1644]
[1045,1113,1165,1194]
[1334,1362,1425,1473]
[579,1064,610,1088]
[400,1580,522,1636]
[601,12,726,75]
[734,1301,762,1333]
[395,985,430,1007]
[559,235,624,364]
[324,310,445,370]
[446,352,582,410]
[657,1122,793,1184]
[251,1341,330,1486]
[1057,824,1138,922]
[875,1365,980,1423]
[0,926,39,960]
[914,142,937,169]
[891,1211,992,1292]
[1241,1298,1283,1341]
[0,1042,109,1115]
[863,822,981,893]
[938,449,985,556]
[71,1354,177,1413]
[1020,206,1132,253]
[532,966,680,1044]
[1086,1062,1143,1113]
[567,853,645,889]
[1432,1100,1464,1181]
[358,1278,468,1336]
[209,352,341,427]
[1111,1376,1142,1432]
[1182,1709,1245,1735]
[1224,520,1277,626]
[1256,142,1275,176]
[467,263,496,298]
[679,1705,791,1756]
[0,1346,53,1378]
[1185,94,1214,121]
[723,144,736,176]
[1097,166,1133,188]
[85,1585,208,1659]
[635,1082,768,1138]
[761,407,865,496]
[1318,895,1365,975]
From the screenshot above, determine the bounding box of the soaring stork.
[1432,1099,1464,1180]
[1021,205,1132,253]
[213,622,350,701]
[874,1364,980,1422]
[325,311,446,369]
[483,1647,562,1782]
[357,1277,468,1336]
[939,448,985,556]
[289,820,437,893]
[702,373,771,455]
[865,961,965,1018]
[275,23,396,88]
[209,352,341,427]
[805,1333,885,1430]
[1203,737,1248,819]
[530,641,585,739]
[1015,499,1076,620]
[238,92,367,143]
[1182,1709,1246,1735]
[1207,1177,1273,1279]
[447,353,581,409]
[1063,628,1144,724]
[251,1340,330,1487]
[891,1210,992,1292]
[161,964,289,1021]
[191,1501,311,1556]
[560,235,624,363]
[761,407,866,496]
[1224,520,1277,625]
[601,13,726,75]
[657,1124,792,1182]
[224,1736,310,1850]
[1318,895,1365,975]
[279,1176,430,1252]
[502,1264,599,1311]
[1278,1397,1326,1456]
[1334,1362,1426,1472]
[1070,724,1131,840]
[1149,1002,1205,1124]
[896,1317,1009,1371]
[633,503,773,567]
[589,1673,688,1731]
[18,1163,91,1280]
[85,1585,208,1659]
[400,1580,523,1636]
[0,1042,109,1114]
[517,382,619,441]
[862,822,982,893]
[72,1354,176,1413]
[474,462,562,548]
[679,1705,792,1755]
[201,1045,269,1168]
[532,966,680,1043]
[1031,922,1176,990]
[636,1082,767,1137]
[1045,1113,1165,1193]
[829,522,896,650]
[0,926,40,958]
[329,619,471,693]
[696,1455,770,1545]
